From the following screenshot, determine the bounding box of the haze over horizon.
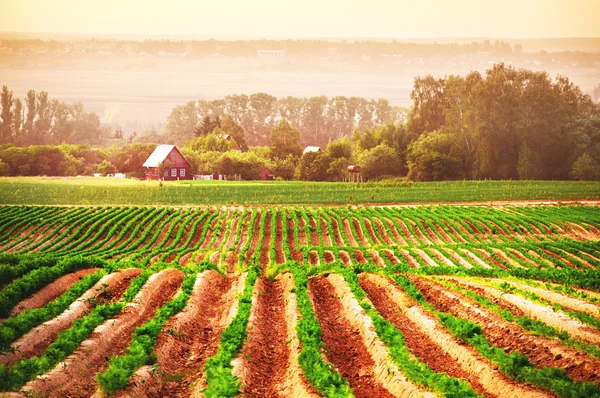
[1,0,599,39]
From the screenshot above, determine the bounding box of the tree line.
[0,87,106,146]
[165,94,408,147]
[0,63,599,181]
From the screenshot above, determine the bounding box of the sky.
[0,0,598,39]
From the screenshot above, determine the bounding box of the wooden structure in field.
[143,145,192,180]
[347,165,362,182]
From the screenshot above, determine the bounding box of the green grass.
[1,177,599,205]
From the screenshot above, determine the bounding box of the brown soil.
[399,249,421,268]
[330,217,345,246]
[259,211,272,269]
[321,217,333,246]
[443,249,474,269]
[215,210,235,250]
[360,275,493,397]
[23,268,184,398]
[148,218,176,250]
[394,218,420,245]
[382,249,401,265]
[287,218,303,263]
[542,248,581,269]
[342,218,358,247]
[186,210,211,249]
[413,248,439,267]
[367,249,386,267]
[199,211,223,250]
[275,213,286,264]
[433,222,456,244]
[381,218,406,246]
[308,276,395,398]
[444,276,600,345]
[473,249,508,270]
[172,212,197,249]
[232,277,289,397]
[353,250,367,264]
[425,248,455,267]
[339,250,352,266]
[244,209,262,264]
[1,269,141,367]
[178,252,193,267]
[373,218,394,246]
[352,218,370,246]
[298,216,308,246]
[363,219,381,245]
[420,220,444,245]
[460,249,493,269]
[411,275,600,385]
[9,268,100,318]
[120,270,238,397]
[309,216,320,246]
[308,250,319,265]
[222,211,241,252]
[324,250,335,264]
[407,219,432,245]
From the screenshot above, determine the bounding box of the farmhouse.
[143,144,191,180]
[303,146,322,155]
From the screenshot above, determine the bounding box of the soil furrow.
[23,268,185,398]
[360,273,550,398]
[8,268,100,318]
[309,274,434,398]
[411,275,600,385]
[232,276,289,397]
[120,270,243,397]
[1,268,141,367]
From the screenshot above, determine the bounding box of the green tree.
[23,90,36,144]
[165,101,198,144]
[270,120,303,159]
[570,153,599,180]
[0,86,14,143]
[407,131,462,181]
[359,144,404,181]
[12,98,23,142]
[220,115,248,151]
[96,160,117,175]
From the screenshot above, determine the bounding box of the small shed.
[143,145,192,181]
[259,167,274,180]
[347,165,362,182]
[303,146,322,155]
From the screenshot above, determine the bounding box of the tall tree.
[165,100,198,144]
[12,98,23,142]
[270,120,303,159]
[0,86,14,143]
[23,90,37,144]
[34,91,51,145]
[407,75,447,137]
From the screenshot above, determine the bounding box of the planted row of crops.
[0,203,599,397]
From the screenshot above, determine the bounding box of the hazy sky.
[1,0,598,39]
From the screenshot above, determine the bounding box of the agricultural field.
[0,203,600,397]
[2,177,600,205]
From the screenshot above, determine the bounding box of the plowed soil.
[309,276,395,398]
[411,275,600,385]
[233,277,289,397]
[120,270,237,397]
[9,268,100,317]
[23,269,184,398]
[1,268,140,367]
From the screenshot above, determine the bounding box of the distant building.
[143,145,191,180]
[257,49,285,57]
[260,167,274,180]
[303,146,322,155]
